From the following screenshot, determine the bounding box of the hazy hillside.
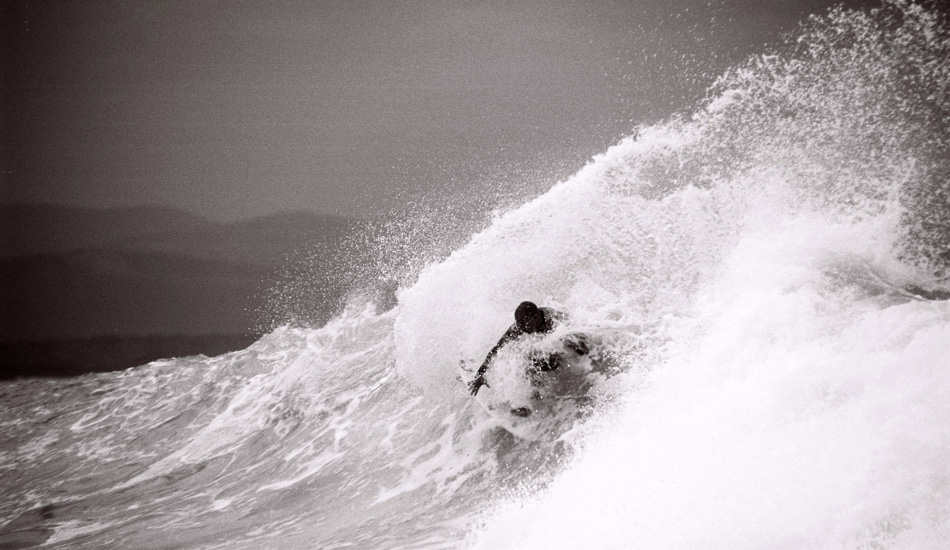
[0,204,219,257]
[0,204,366,378]
[0,249,271,339]
[126,212,359,266]
[0,204,362,264]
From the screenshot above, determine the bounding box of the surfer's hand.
[468,375,488,396]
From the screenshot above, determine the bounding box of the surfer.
[468,301,586,396]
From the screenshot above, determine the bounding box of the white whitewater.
[2,2,949,548]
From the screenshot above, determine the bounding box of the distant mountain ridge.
[0,204,366,377]
[0,204,362,264]
[0,204,219,257]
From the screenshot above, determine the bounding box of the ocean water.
[2,2,949,548]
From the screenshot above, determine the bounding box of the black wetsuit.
[468,307,565,396]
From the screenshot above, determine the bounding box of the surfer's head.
[515,301,545,334]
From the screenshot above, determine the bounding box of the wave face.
[2,2,949,548]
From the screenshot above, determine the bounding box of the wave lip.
[3,1,950,548]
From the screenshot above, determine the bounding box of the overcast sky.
[2,0,877,221]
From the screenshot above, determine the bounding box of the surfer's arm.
[468,325,521,396]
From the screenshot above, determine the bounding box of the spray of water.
[1,2,948,548]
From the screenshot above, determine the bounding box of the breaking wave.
[2,2,948,548]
